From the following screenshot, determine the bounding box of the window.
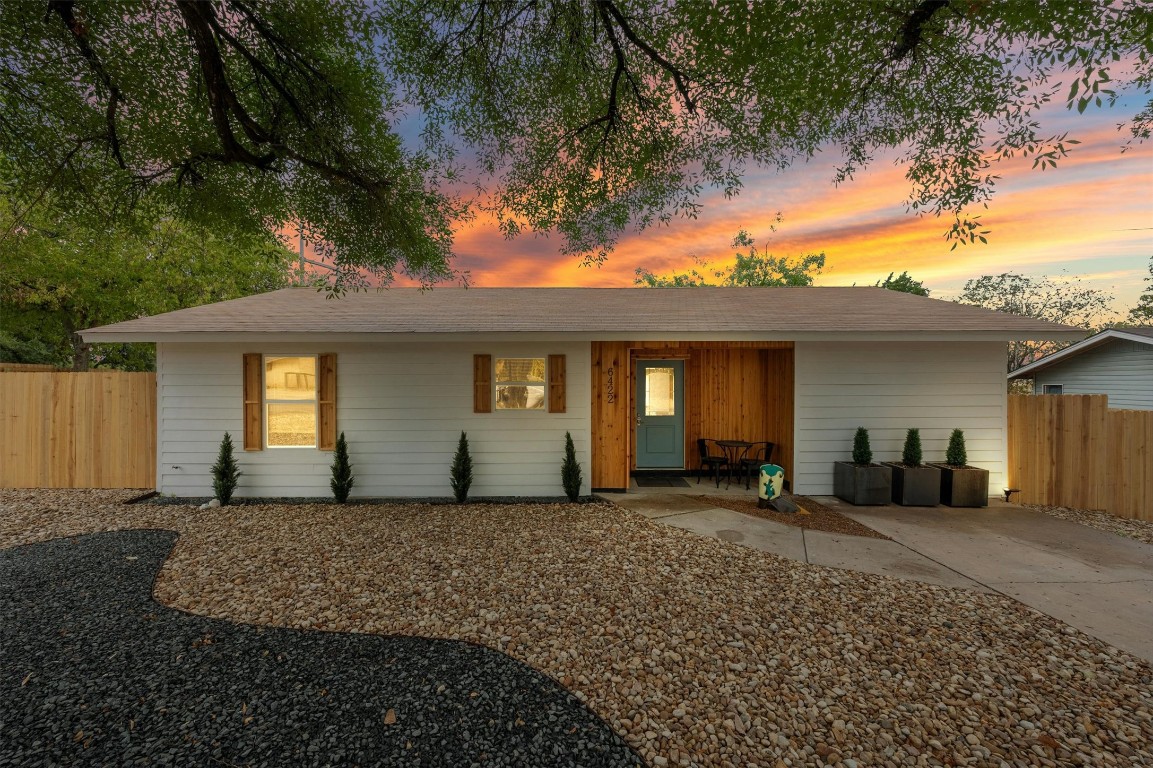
[265,355,317,446]
[1042,384,1063,395]
[494,357,545,410]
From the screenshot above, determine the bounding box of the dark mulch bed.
[0,530,640,768]
[696,495,890,540]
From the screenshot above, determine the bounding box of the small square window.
[1042,384,1063,395]
[265,355,317,446]
[495,358,545,410]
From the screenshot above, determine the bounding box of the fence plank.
[1008,394,1150,519]
[0,372,156,489]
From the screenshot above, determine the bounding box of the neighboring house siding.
[156,342,591,498]
[1032,340,1153,410]
[793,341,1007,496]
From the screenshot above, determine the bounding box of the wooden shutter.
[318,353,337,450]
[473,354,492,413]
[548,354,566,413]
[242,353,263,451]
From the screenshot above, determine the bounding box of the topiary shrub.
[330,431,354,503]
[561,431,582,502]
[946,428,967,467]
[450,431,473,503]
[211,432,242,505]
[902,428,923,467]
[851,426,872,465]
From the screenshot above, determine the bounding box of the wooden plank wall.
[0,372,156,488]
[1007,394,1152,520]
[591,341,794,489]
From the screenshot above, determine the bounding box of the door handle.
[636,415,642,425]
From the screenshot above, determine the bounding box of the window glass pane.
[495,358,545,383]
[266,356,316,400]
[496,385,545,410]
[645,367,676,416]
[267,403,317,446]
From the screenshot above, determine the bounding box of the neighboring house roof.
[81,286,1087,342]
[1008,327,1153,379]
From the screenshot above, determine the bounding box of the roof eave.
[1007,329,1148,379]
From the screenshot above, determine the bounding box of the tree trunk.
[71,333,90,371]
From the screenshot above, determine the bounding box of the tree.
[635,230,825,287]
[877,271,930,296]
[1128,257,1153,325]
[211,432,242,505]
[450,431,473,503]
[561,432,583,502]
[955,273,1113,372]
[1,2,1148,282]
[0,199,294,370]
[330,432,355,503]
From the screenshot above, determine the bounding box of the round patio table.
[716,440,752,489]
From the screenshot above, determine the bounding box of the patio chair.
[696,438,727,488]
[740,441,776,490]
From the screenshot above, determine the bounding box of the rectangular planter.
[833,462,892,506]
[883,463,941,506]
[933,464,990,508]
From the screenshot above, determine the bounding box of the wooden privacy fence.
[1008,394,1152,520]
[0,372,156,488]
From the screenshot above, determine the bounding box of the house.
[1008,327,1153,410]
[81,287,1082,499]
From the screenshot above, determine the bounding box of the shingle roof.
[81,286,1085,340]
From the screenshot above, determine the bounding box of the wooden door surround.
[591,341,794,491]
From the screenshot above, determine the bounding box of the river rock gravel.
[1028,503,1153,546]
[3,489,1152,767]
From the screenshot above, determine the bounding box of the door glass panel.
[645,367,676,416]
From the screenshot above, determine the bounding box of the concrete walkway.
[834,498,1153,664]
[604,492,1153,663]
[604,493,989,592]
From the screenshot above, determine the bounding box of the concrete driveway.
[607,492,1153,663]
[834,498,1153,664]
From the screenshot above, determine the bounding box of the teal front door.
[635,360,685,468]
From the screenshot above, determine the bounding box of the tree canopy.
[955,273,1114,372]
[2,1,1149,285]
[876,271,930,296]
[0,199,294,370]
[1127,257,1153,325]
[634,230,824,287]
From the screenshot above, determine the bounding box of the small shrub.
[851,426,872,465]
[946,428,967,467]
[450,431,473,503]
[902,428,923,467]
[561,431,582,502]
[211,432,242,505]
[330,432,354,503]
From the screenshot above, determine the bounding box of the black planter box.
[883,463,941,506]
[933,464,990,508]
[833,462,892,505]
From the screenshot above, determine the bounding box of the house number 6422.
[606,367,616,403]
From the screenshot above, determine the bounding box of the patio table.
[716,440,752,489]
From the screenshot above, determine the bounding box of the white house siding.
[793,341,1007,496]
[156,341,591,498]
[1032,340,1153,410]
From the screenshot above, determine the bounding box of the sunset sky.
[443,95,1152,317]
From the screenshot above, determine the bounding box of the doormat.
[634,476,691,488]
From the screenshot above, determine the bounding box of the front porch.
[590,341,794,492]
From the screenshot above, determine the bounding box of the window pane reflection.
[496,384,545,410]
[267,403,317,446]
[645,367,675,416]
[265,356,316,400]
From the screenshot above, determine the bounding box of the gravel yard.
[3,489,1152,767]
[1029,504,1153,546]
[1,530,638,767]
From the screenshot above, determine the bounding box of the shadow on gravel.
[0,530,641,767]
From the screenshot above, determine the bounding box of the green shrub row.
[851,427,969,467]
